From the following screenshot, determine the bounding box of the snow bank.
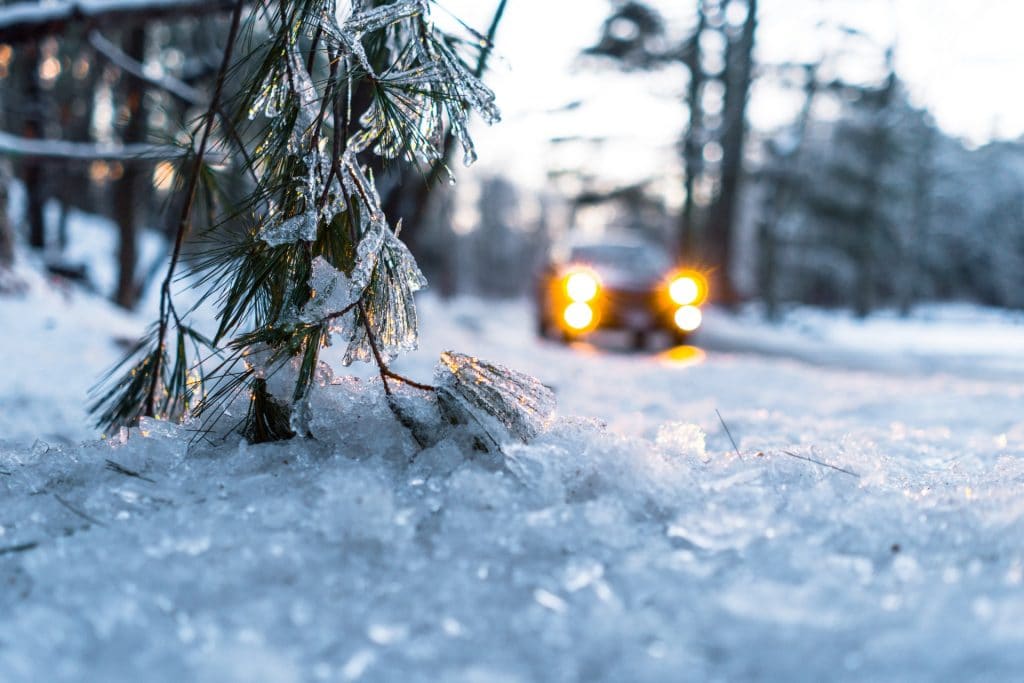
[3,251,1024,680]
[0,256,143,444]
[2,367,1023,681]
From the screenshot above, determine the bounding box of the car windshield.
[569,244,670,273]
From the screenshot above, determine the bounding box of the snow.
[3,252,1024,680]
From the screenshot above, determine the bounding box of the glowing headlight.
[565,271,599,302]
[563,302,594,330]
[669,276,700,306]
[674,305,702,332]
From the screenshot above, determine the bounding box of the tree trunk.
[18,42,47,250]
[678,5,706,262]
[853,62,896,318]
[0,162,13,267]
[898,123,934,316]
[756,63,818,320]
[113,26,149,308]
[379,0,507,293]
[705,0,756,304]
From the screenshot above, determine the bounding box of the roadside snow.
[2,263,1024,681]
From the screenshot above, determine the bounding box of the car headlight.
[669,275,700,306]
[563,302,595,330]
[565,270,600,302]
[674,305,702,332]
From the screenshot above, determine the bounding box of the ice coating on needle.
[434,351,556,443]
[343,223,427,364]
[258,209,318,247]
[300,256,355,323]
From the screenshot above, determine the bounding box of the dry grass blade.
[716,408,742,458]
[0,541,39,556]
[781,450,860,478]
[53,494,107,528]
[106,459,156,484]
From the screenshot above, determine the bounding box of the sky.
[439,0,1024,191]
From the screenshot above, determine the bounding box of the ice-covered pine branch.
[92,0,548,447]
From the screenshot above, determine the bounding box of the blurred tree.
[755,62,819,320]
[586,0,758,303]
[704,0,756,304]
[0,0,237,306]
[377,0,507,290]
[112,26,149,308]
[0,161,12,267]
[753,46,961,315]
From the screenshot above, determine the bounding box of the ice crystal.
[434,352,556,443]
[300,256,355,323]
[248,40,318,138]
[258,154,338,247]
[258,209,318,247]
[321,0,425,77]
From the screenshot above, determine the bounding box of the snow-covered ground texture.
[3,266,1024,681]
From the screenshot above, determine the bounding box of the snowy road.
[2,285,1024,681]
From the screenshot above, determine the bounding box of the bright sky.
[440,0,1024,190]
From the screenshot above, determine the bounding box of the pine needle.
[53,494,107,528]
[0,541,38,556]
[105,459,156,484]
[781,450,860,478]
[716,409,742,458]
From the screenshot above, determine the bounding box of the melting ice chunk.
[434,351,556,443]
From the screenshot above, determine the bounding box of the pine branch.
[144,0,245,418]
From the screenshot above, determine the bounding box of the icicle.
[433,352,556,443]
[286,42,320,150]
[250,73,287,120]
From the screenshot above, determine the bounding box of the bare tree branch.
[0,129,186,162]
[88,29,203,105]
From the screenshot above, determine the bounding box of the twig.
[716,408,741,458]
[358,302,435,394]
[360,301,392,396]
[105,459,157,484]
[53,494,107,528]
[145,0,245,418]
[0,541,38,556]
[780,450,860,478]
[0,129,191,162]
[0,469,11,476]
[382,368,435,392]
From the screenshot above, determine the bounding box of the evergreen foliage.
[91,0,502,441]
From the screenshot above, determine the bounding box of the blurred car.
[534,240,708,348]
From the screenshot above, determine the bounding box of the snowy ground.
[2,255,1024,681]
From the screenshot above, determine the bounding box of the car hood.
[591,265,663,292]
